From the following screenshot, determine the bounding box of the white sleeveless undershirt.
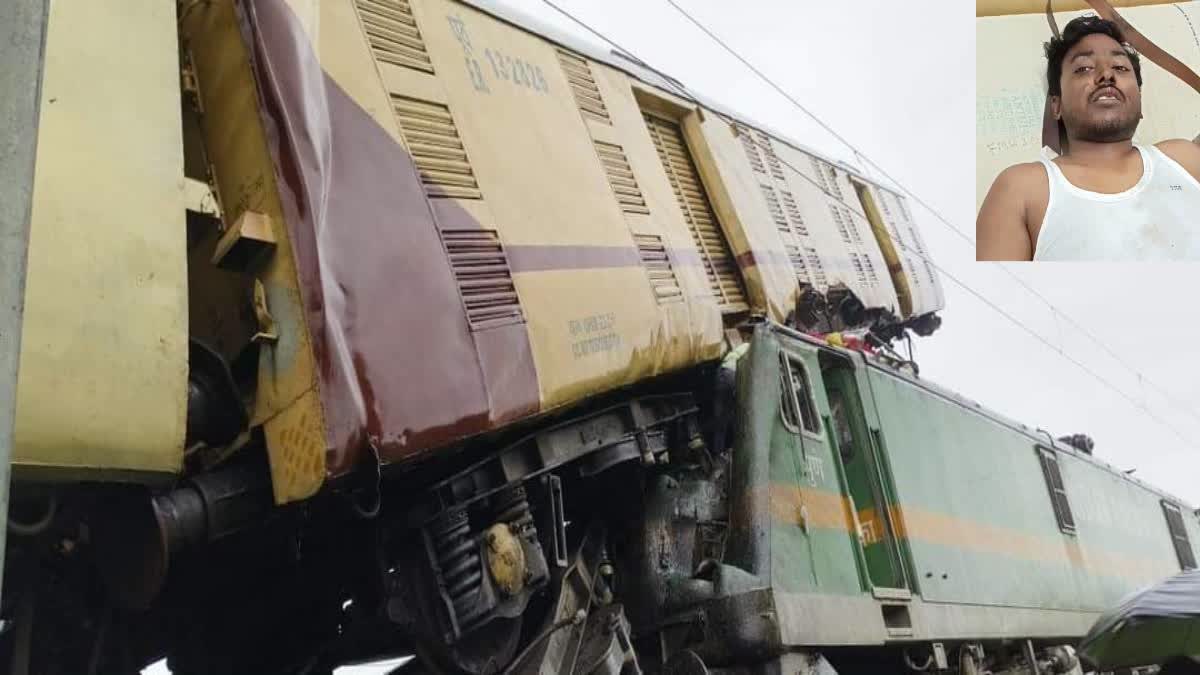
[1033,144,1200,261]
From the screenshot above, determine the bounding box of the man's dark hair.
[1044,15,1143,97]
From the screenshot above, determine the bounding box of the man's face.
[1052,32,1142,143]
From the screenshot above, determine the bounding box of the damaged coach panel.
[175,0,945,501]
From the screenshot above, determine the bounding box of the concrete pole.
[0,0,51,605]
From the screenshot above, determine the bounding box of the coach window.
[1162,501,1197,570]
[780,353,820,435]
[1036,446,1076,534]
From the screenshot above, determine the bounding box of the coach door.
[820,357,910,598]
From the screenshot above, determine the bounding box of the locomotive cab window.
[780,353,820,435]
[1162,501,1197,570]
[1036,446,1075,534]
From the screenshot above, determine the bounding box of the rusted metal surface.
[0,0,50,606]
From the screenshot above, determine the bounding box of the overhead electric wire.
[996,266,1200,427]
[663,0,977,245]
[538,0,1199,448]
[660,0,1200,430]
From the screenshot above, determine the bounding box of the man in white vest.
[977,15,1200,261]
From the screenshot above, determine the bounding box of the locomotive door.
[822,362,910,596]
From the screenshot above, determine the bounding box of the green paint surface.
[748,328,1196,621]
[768,337,865,597]
[863,363,1186,610]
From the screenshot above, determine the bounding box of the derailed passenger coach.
[2,1,1190,674]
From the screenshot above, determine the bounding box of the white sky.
[148,1,1200,672]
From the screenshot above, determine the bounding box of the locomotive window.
[779,353,820,435]
[1036,447,1076,534]
[779,367,799,432]
[1162,501,1197,570]
[829,393,855,462]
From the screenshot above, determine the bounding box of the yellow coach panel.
[14,1,188,478]
[396,0,726,407]
[870,186,944,318]
[182,0,329,502]
[589,63,723,349]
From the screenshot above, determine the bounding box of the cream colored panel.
[586,116,621,144]
[417,0,627,247]
[283,0,436,141]
[600,68,724,365]
[515,268,718,407]
[15,1,188,477]
[419,0,635,407]
[773,142,900,314]
[648,112,749,313]
[688,115,798,322]
[380,63,449,106]
[777,149,844,295]
[828,165,898,311]
[316,0,412,142]
[412,0,723,406]
[873,187,945,317]
[976,4,1200,210]
[183,1,327,503]
[591,64,723,345]
[263,387,329,502]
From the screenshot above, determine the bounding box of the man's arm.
[1156,138,1200,182]
[977,164,1036,261]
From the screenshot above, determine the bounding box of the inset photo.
[977,0,1200,261]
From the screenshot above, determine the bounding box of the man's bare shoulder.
[977,162,1047,262]
[1154,138,1200,154]
[992,161,1048,190]
[1154,138,1200,179]
[982,161,1047,212]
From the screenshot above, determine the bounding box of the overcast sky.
[150,1,1200,672]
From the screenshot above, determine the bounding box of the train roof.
[865,350,1198,510]
[458,0,879,190]
[771,324,1197,510]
